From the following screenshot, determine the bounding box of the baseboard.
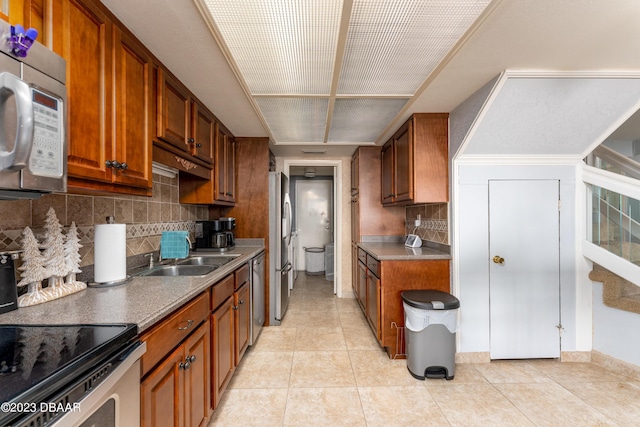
[456,351,593,364]
[560,351,591,362]
[455,352,491,363]
[591,350,640,380]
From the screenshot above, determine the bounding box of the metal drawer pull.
[177,319,195,330]
[239,299,245,305]
[187,355,196,363]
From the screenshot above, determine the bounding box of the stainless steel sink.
[134,265,215,277]
[177,254,240,268]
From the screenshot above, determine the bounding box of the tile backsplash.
[0,174,208,267]
[405,203,449,245]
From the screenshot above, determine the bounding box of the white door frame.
[283,159,342,296]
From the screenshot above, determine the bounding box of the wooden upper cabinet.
[351,149,359,195]
[215,124,235,204]
[393,121,413,203]
[381,113,449,205]
[157,69,191,153]
[352,147,404,242]
[113,27,153,189]
[380,142,394,204]
[58,0,113,184]
[52,0,152,194]
[191,101,215,164]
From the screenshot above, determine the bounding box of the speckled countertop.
[0,245,264,333]
[358,242,451,260]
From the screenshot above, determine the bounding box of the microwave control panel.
[29,88,63,178]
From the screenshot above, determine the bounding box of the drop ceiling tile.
[337,0,492,95]
[203,0,342,95]
[255,97,329,143]
[328,98,409,143]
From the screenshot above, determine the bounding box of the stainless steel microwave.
[0,19,66,200]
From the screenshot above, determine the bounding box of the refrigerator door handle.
[278,262,292,275]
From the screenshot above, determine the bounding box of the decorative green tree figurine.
[17,226,51,307]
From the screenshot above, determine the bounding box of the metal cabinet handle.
[493,256,505,265]
[106,160,128,170]
[179,360,190,370]
[187,355,196,363]
[195,143,202,148]
[177,319,195,330]
[232,305,239,311]
[239,299,245,305]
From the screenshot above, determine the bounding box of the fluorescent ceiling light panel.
[338,0,492,95]
[328,98,409,143]
[255,97,329,143]
[203,0,342,95]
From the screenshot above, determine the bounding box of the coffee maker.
[0,251,20,314]
[194,218,235,251]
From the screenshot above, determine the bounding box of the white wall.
[454,163,591,354]
[592,282,640,366]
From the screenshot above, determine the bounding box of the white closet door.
[489,180,561,359]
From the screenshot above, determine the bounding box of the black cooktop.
[0,324,137,408]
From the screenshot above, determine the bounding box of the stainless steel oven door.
[48,342,146,427]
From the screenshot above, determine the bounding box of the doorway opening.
[284,160,342,296]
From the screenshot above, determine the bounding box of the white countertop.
[358,242,451,260]
[0,245,264,333]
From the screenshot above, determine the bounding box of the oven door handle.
[0,72,34,171]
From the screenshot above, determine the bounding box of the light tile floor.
[208,274,640,426]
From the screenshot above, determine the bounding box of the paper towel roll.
[94,223,127,283]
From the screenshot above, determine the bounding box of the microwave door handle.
[0,73,33,171]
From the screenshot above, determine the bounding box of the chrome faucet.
[144,253,154,269]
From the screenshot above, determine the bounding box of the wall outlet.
[414,214,421,227]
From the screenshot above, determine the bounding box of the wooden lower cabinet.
[355,247,450,358]
[141,321,210,427]
[211,295,234,410]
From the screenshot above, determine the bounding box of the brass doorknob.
[493,256,505,265]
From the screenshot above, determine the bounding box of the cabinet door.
[59,0,113,183]
[184,322,211,427]
[226,135,236,201]
[357,261,367,311]
[141,345,185,427]
[351,244,359,297]
[215,125,235,204]
[211,297,235,409]
[157,69,190,152]
[113,27,153,189]
[16,0,58,51]
[191,102,215,164]
[381,141,394,204]
[392,121,413,203]
[366,272,381,341]
[234,282,250,364]
[351,149,359,195]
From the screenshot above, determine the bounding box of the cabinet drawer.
[211,274,235,311]
[140,291,209,377]
[366,254,380,278]
[235,263,249,289]
[357,248,367,265]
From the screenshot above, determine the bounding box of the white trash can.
[324,243,334,281]
[304,247,324,275]
[401,290,460,380]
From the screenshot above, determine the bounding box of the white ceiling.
[101,0,640,158]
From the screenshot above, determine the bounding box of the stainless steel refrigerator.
[269,172,292,325]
